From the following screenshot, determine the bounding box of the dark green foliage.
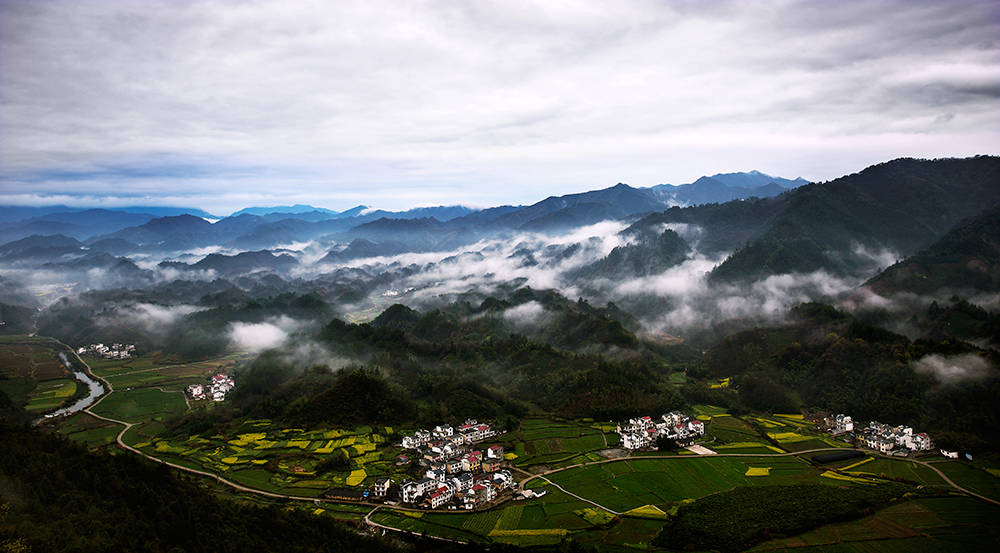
[315,448,351,473]
[653,483,911,552]
[0,303,34,335]
[0,423,468,553]
[790,302,850,325]
[867,205,1000,295]
[628,157,1000,282]
[0,390,31,424]
[291,368,417,426]
[573,229,690,280]
[704,304,1000,449]
[159,286,686,430]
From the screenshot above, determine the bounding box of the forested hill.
[626,156,1000,282]
[698,303,1000,450]
[865,205,1000,295]
[711,156,1000,281]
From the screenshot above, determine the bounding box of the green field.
[90,387,187,423]
[373,487,613,546]
[931,461,1000,501]
[90,355,243,392]
[55,412,121,448]
[545,455,828,513]
[511,418,614,467]
[0,337,81,412]
[750,496,1000,551]
[707,415,766,443]
[24,378,77,411]
[845,458,948,487]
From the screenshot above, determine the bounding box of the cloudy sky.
[1,0,997,215]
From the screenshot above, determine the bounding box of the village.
[374,419,518,510]
[822,414,940,457]
[616,411,706,450]
[77,342,136,359]
[186,373,235,401]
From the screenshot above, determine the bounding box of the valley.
[3,156,1000,552]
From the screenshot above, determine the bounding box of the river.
[39,352,106,421]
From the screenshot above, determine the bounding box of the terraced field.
[136,420,406,496]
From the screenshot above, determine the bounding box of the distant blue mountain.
[110,206,218,218]
[0,205,215,224]
[229,204,340,217]
[648,171,807,207]
[707,170,808,189]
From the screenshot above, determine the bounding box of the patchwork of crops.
[136,421,400,494]
[25,378,77,411]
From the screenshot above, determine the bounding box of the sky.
[1,0,998,215]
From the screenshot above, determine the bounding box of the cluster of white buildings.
[391,468,515,509]
[617,411,706,450]
[186,373,235,401]
[77,343,135,359]
[390,419,511,508]
[401,419,497,449]
[825,414,934,456]
[859,420,933,456]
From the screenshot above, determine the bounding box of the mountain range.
[0,170,803,248]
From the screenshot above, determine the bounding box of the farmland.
[507,417,617,468]
[544,455,829,513]
[841,457,948,487]
[749,495,1000,551]
[930,461,1000,502]
[55,412,120,448]
[133,419,404,497]
[0,336,85,414]
[24,378,76,411]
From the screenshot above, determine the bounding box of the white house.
[428,484,453,508]
[373,478,392,497]
[833,414,854,434]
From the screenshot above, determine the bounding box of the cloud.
[1,0,997,212]
[912,353,994,384]
[502,301,548,328]
[118,303,205,333]
[228,316,303,352]
[606,251,861,331]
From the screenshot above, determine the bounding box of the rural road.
[58,341,1000,545]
